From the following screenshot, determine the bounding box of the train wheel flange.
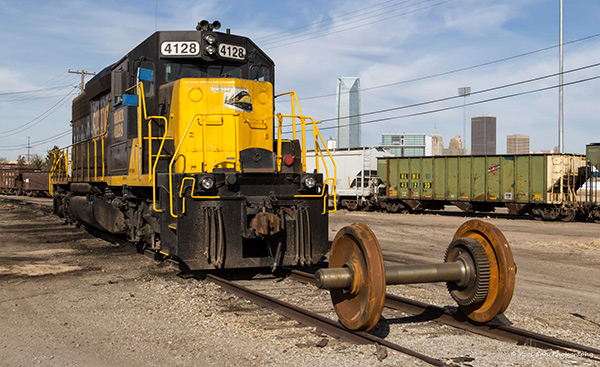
[328,223,385,331]
[450,219,516,323]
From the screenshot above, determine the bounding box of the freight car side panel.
[409,159,421,199]
[422,158,433,199]
[472,157,486,201]
[500,156,515,202]
[433,158,445,200]
[446,157,458,201]
[514,156,530,203]
[486,156,500,202]
[531,155,546,203]
[399,159,409,198]
[459,157,471,201]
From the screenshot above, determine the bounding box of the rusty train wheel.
[450,219,516,323]
[329,223,386,331]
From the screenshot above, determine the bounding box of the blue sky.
[1,0,599,160]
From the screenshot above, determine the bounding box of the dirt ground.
[0,196,598,367]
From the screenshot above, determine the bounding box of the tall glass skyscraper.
[336,77,361,149]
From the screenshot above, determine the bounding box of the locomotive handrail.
[274,91,337,214]
[167,112,240,218]
[49,102,110,192]
[137,81,170,181]
[178,177,220,214]
[293,119,338,214]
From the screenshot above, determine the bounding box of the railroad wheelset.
[315,219,516,331]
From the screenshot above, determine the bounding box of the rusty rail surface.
[284,268,600,359]
[201,272,449,367]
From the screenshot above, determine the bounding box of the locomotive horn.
[212,21,221,30]
[197,20,210,31]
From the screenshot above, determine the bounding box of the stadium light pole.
[458,87,471,153]
[558,0,564,153]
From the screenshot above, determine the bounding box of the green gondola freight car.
[378,154,589,221]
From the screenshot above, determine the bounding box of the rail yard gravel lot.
[0,196,598,366]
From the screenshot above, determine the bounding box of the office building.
[430,129,444,156]
[506,134,530,154]
[442,135,466,155]
[471,115,496,155]
[336,77,361,149]
[381,133,431,157]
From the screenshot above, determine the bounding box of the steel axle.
[315,259,470,289]
[317,220,516,332]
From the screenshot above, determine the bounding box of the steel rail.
[201,272,450,367]
[384,293,600,358]
[284,268,600,358]
[69,227,448,366]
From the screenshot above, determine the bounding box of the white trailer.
[305,147,393,210]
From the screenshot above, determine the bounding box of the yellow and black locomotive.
[51,21,336,270]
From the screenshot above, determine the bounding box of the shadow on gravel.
[0,222,62,230]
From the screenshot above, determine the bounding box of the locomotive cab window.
[165,63,202,82]
[164,63,242,82]
[250,65,270,82]
[207,65,242,79]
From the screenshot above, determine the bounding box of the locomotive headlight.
[204,34,216,44]
[201,176,214,190]
[205,45,216,55]
[303,175,317,189]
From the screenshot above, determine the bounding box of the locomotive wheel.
[450,219,516,323]
[328,223,385,331]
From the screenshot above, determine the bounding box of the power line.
[282,72,600,135]
[264,0,454,49]
[0,87,78,136]
[315,61,600,124]
[0,129,72,150]
[0,84,76,96]
[256,0,416,43]
[276,31,600,103]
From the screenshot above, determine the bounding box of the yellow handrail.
[168,112,239,218]
[50,102,111,189]
[275,91,337,214]
[178,177,220,215]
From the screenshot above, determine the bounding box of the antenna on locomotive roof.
[196,20,221,31]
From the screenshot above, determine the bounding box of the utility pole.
[27,136,31,163]
[68,69,96,94]
[558,0,564,153]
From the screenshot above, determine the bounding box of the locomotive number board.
[218,44,245,60]
[160,41,200,56]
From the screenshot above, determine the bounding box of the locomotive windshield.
[164,62,271,83]
[164,63,243,82]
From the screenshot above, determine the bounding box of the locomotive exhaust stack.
[316,219,516,331]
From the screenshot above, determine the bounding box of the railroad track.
[4,195,599,365]
[282,268,600,360]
